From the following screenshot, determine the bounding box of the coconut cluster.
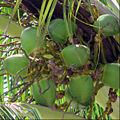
[3,16,120,108]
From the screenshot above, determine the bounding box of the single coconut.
[3,54,30,80]
[69,75,94,104]
[61,45,90,67]
[48,19,77,44]
[65,87,92,109]
[102,63,120,89]
[20,27,43,55]
[94,14,120,36]
[31,78,56,106]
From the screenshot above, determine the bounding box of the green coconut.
[48,19,77,44]
[3,54,30,78]
[61,45,90,67]
[94,14,120,36]
[20,27,43,55]
[31,78,56,106]
[65,87,92,109]
[69,75,94,104]
[102,63,120,89]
